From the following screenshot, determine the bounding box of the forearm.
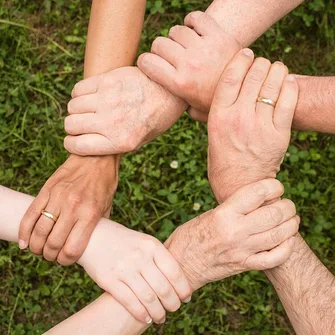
[293,76,335,133]
[206,0,303,47]
[0,186,150,334]
[84,0,146,77]
[265,234,335,334]
[70,0,147,174]
[46,294,147,335]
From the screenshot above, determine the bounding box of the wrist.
[68,154,120,192]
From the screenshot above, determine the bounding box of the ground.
[0,0,334,334]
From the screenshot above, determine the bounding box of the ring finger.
[256,61,288,124]
[29,201,60,255]
[168,25,203,48]
[124,274,166,324]
[151,36,185,68]
[249,216,300,252]
[142,262,181,312]
[43,211,76,262]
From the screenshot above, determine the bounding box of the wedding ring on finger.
[41,210,58,224]
[257,96,276,108]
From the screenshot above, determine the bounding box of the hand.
[137,11,241,115]
[165,179,299,291]
[78,219,192,325]
[207,51,299,203]
[19,155,119,265]
[64,66,187,156]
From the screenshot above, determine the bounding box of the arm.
[18,0,146,265]
[139,3,335,133]
[1,178,298,334]
[205,0,303,47]
[84,0,146,77]
[206,51,335,334]
[293,76,335,133]
[265,235,335,334]
[64,0,305,156]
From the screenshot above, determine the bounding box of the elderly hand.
[78,219,192,325]
[19,155,119,265]
[64,66,187,156]
[207,51,299,203]
[137,11,241,121]
[165,179,299,291]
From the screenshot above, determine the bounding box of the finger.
[184,11,222,38]
[29,202,60,255]
[168,25,203,48]
[238,57,272,108]
[248,216,300,252]
[19,188,49,249]
[245,236,296,270]
[64,134,113,156]
[137,53,178,95]
[67,94,98,115]
[273,75,299,130]
[108,280,153,324]
[57,217,98,265]
[188,107,208,123]
[224,179,285,215]
[211,48,255,110]
[151,36,185,67]
[245,198,296,234]
[154,246,193,303]
[64,113,103,136]
[71,75,100,98]
[124,274,166,324]
[142,262,181,312]
[256,62,288,125]
[43,212,76,262]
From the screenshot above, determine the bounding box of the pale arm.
[0,186,150,334]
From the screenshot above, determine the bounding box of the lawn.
[0,0,334,334]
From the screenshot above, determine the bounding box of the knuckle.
[63,244,81,259]
[263,81,280,93]
[175,76,192,91]
[268,206,283,224]
[35,223,50,236]
[157,285,172,298]
[186,58,202,71]
[270,227,282,245]
[67,193,82,208]
[143,291,156,304]
[247,68,265,83]
[222,68,240,86]
[46,235,64,250]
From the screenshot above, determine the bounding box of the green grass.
[0,0,335,334]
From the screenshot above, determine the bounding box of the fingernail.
[242,48,254,57]
[159,318,166,324]
[274,61,283,65]
[286,75,295,82]
[145,317,152,324]
[19,240,27,250]
[183,296,192,303]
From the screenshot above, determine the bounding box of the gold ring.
[257,96,276,107]
[41,210,58,223]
